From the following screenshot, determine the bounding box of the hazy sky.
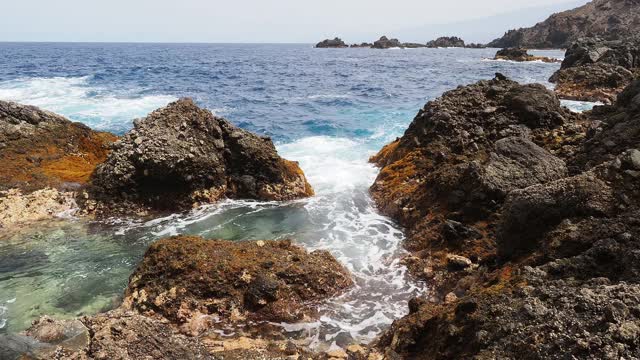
[1,0,588,43]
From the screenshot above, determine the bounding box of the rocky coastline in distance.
[315,36,485,49]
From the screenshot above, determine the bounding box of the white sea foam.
[113,135,425,348]
[481,58,561,65]
[0,76,176,132]
[0,304,7,329]
[561,99,602,113]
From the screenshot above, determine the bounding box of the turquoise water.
[0,44,578,347]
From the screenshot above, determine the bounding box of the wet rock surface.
[493,48,559,63]
[488,0,640,49]
[549,37,640,103]
[373,76,640,358]
[124,236,353,325]
[85,98,313,216]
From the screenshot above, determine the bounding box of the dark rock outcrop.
[374,77,640,359]
[350,42,373,48]
[124,236,353,326]
[372,36,402,49]
[488,0,640,49]
[85,99,313,216]
[315,37,348,48]
[549,37,640,103]
[426,36,465,48]
[494,48,560,63]
[370,75,584,295]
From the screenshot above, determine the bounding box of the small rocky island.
[493,48,560,63]
[315,35,484,49]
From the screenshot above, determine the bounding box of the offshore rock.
[494,48,559,63]
[488,0,640,49]
[86,98,313,216]
[372,36,402,49]
[315,37,348,48]
[426,36,465,48]
[124,236,353,326]
[370,75,582,296]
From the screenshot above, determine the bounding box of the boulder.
[315,37,348,48]
[124,236,353,325]
[86,99,313,216]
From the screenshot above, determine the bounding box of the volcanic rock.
[494,48,559,63]
[315,38,348,48]
[123,236,353,326]
[85,98,313,216]
[488,0,640,49]
[374,75,640,360]
[372,36,402,49]
[370,75,583,292]
[0,100,116,193]
[426,36,465,48]
[549,37,640,103]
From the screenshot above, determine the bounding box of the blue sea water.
[0,43,576,349]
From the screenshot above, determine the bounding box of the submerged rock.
[124,236,353,326]
[493,48,559,63]
[315,37,348,48]
[549,37,640,103]
[85,98,313,216]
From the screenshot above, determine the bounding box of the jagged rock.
[375,74,640,360]
[124,236,353,326]
[550,62,634,104]
[372,36,402,49]
[85,99,313,216]
[369,75,583,293]
[0,100,116,193]
[488,0,640,49]
[315,38,348,48]
[426,37,465,48]
[350,42,373,48]
[549,37,640,103]
[494,48,559,63]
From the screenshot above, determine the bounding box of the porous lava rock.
[85,98,313,216]
[124,236,353,327]
[493,48,559,63]
[549,37,640,103]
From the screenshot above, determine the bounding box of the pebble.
[446,254,473,269]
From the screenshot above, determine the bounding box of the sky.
[0,0,589,43]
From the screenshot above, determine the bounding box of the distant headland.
[315,36,485,49]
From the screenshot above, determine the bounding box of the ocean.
[0,43,589,348]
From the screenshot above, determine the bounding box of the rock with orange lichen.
[0,100,116,193]
[123,236,352,326]
[85,98,313,216]
[370,74,583,296]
